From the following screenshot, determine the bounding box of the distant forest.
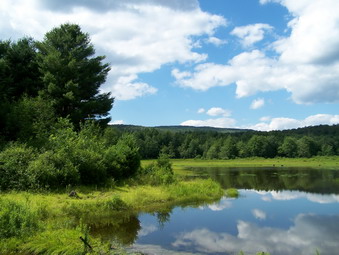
[110,124,339,159]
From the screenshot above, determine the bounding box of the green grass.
[162,156,339,175]
[0,179,224,254]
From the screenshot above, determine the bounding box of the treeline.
[110,124,339,159]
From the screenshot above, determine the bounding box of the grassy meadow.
[165,156,339,175]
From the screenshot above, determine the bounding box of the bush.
[137,154,175,185]
[0,199,39,238]
[0,143,37,190]
[105,195,129,211]
[27,151,80,189]
[104,134,141,180]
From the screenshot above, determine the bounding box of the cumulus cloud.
[174,0,339,104]
[102,74,157,100]
[249,114,339,131]
[197,108,206,114]
[250,98,265,109]
[205,36,227,46]
[172,214,339,255]
[1,0,226,101]
[182,107,234,128]
[206,107,231,117]
[109,120,124,125]
[181,117,236,128]
[231,23,273,47]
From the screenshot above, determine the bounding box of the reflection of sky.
[172,214,339,255]
[256,190,339,204]
[133,190,339,255]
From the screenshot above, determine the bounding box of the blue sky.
[1,0,339,130]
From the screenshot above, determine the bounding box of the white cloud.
[174,0,339,104]
[206,107,231,117]
[109,120,124,125]
[248,114,339,131]
[231,23,273,47]
[206,36,227,46]
[260,116,271,122]
[104,74,157,100]
[250,98,265,109]
[181,117,236,128]
[197,108,205,114]
[182,107,234,128]
[1,0,226,101]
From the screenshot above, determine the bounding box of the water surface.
[94,167,339,255]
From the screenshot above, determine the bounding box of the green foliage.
[138,154,175,185]
[37,23,113,126]
[104,134,141,180]
[278,136,298,157]
[27,150,80,189]
[0,143,37,190]
[225,188,239,198]
[6,96,56,145]
[297,136,318,158]
[0,199,39,238]
[105,195,129,211]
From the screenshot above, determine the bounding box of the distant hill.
[110,124,339,136]
[110,124,252,133]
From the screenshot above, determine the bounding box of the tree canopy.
[0,23,114,142]
[37,23,113,126]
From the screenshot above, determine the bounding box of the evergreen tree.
[37,23,113,126]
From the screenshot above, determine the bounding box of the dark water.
[93,167,339,255]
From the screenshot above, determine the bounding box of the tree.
[37,23,113,126]
[278,136,298,157]
[0,38,42,138]
[297,136,319,158]
[0,38,42,101]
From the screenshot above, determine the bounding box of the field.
[165,156,339,175]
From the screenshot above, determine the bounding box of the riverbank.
[0,179,223,254]
[164,156,339,175]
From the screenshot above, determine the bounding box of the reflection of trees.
[194,167,339,194]
[89,212,141,245]
[88,198,220,245]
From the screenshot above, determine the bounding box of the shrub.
[0,143,37,190]
[137,154,175,185]
[105,195,129,211]
[104,134,141,180]
[27,150,80,189]
[0,199,39,238]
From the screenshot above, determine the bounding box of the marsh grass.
[0,179,224,254]
[168,156,339,175]
[225,188,239,198]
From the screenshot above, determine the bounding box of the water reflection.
[91,167,339,254]
[172,214,339,255]
[191,167,339,194]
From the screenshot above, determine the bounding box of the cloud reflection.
[256,190,339,204]
[252,209,266,220]
[172,214,339,255]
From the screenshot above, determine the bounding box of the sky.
[1,0,339,131]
